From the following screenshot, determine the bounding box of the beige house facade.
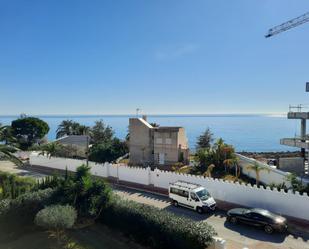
[129,117,189,166]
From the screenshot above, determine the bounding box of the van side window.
[182,190,189,198]
[170,187,178,195]
[190,192,197,200]
[170,188,188,198]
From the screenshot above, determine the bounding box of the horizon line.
[0,112,287,117]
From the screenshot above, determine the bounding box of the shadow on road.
[163,205,226,222]
[223,220,288,243]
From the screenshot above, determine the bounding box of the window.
[165,138,172,144]
[170,188,188,198]
[156,138,163,144]
[190,192,198,200]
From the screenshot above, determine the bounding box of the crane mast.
[265,11,309,38]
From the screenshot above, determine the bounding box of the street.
[114,186,309,249]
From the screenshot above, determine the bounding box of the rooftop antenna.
[136,108,141,117]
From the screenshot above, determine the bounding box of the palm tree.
[0,124,15,145]
[76,125,90,136]
[223,157,239,176]
[203,164,215,178]
[39,142,64,158]
[56,120,75,138]
[246,162,270,187]
[0,144,22,165]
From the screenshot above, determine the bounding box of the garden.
[0,165,216,249]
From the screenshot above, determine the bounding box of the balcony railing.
[280,138,309,149]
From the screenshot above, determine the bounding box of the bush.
[89,138,128,163]
[35,205,77,230]
[101,198,216,249]
[0,188,56,228]
[0,171,36,200]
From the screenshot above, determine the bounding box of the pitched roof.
[55,135,89,147]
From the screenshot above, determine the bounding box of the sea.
[0,114,301,152]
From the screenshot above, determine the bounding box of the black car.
[227,208,287,234]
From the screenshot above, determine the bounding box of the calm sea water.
[0,115,301,152]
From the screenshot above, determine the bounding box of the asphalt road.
[114,186,309,249]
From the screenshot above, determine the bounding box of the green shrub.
[0,188,56,228]
[101,198,216,249]
[35,205,77,230]
[35,205,77,246]
[0,171,36,200]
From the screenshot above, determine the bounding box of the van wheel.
[173,200,179,207]
[264,225,274,234]
[196,207,203,214]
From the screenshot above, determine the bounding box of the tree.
[223,156,238,175]
[89,120,114,144]
[56,120,89,138]
[195,148,214,173]
[203,164,215,178]
[285,173,304,192]
[196,128,214,150]
[0,144,23,165]
[11,117,49,149]
[89,138,128,163]
[246,162,270,187]
[0,124,15,145]
[35,205,77,245]
[39,142,64,158]
[56,120,75,138]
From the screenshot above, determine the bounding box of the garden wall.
[29,152,309,221]
[236,153,309,187]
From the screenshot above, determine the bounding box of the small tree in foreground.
[35,205,77,245]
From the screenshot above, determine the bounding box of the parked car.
[227,208,287,234]
[169,181,216,214]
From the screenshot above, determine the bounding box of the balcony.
[280,138,309,149]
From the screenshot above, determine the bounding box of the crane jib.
[265,11,309,38]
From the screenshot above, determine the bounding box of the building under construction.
[280,104,309,174]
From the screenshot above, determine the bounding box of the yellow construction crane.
[265,11,309,38]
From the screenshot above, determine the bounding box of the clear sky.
[1,0,309,115]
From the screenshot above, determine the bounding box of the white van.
[169,181,216,214]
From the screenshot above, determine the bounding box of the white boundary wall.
[237,153,309,187]
[236,154,291,186]
[30,153,309,221]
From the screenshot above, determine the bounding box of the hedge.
[0,188,56,228]
[100,198,216,249]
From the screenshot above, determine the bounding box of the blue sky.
[1,0,309,115]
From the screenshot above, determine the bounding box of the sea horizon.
[0,113,287,118]
[0,114,297,152]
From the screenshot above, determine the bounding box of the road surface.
[114,186,309,249]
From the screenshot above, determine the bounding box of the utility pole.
[86,135,89,167]
[136,108,141,117]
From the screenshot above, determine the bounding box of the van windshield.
[196,189,210,201]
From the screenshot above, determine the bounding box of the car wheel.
[196,207,203,214]
[173,200,179,207]
[264,225,274,234]
[229,216,238,224]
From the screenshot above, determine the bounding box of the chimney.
[142,115,147,121]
